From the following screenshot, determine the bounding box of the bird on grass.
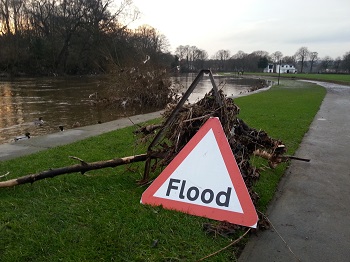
[14,132,30,142]
[34,117,44,126]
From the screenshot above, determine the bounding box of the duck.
[34,117,44,126]
[72,122,81,128]
[121,99,128,108]
[14,132,30,142]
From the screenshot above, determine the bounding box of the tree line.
[174,45,350,74]
[0,0,172,76]
[1,0,349,76]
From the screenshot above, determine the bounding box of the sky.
[129,0,350,59]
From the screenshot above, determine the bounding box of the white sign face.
[141,117,258,228]
[153,129,243,213]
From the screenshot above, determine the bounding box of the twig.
[258,211,301,262]
[196,228,251,261]
[182,113,213,123]
[69,156,88,166]
[285,155,310,162]
[0,172,10,178]
[127,117,140,127]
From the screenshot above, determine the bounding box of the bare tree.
[214,49,231,71]
[309,51,318,73]
[333,57,341,73]
[282,55,297,65]
[175,45,187,61]
[174,45,208,72]
[133,25,169,53]
[174,45,191,71]
[252,50,269,58]
[295,46,310,73]
[0,0,12,35]
[342,51,350,73]
[192,48,208,70]
[271,51,283,63]
[232,50,246,59]
[321,56,333,72]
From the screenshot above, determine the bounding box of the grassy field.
[245,72,350,85]
[0,80,326,261]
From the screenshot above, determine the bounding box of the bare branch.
[0,154,149,188]
[69,156,88,166]
[0,172,10,178]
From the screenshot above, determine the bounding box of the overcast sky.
[130,0,350,59]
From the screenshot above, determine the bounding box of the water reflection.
[0,74,266,144]
[173,73,265,103]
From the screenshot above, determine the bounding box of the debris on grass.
[136,88,288,234]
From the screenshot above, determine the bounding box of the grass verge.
[235,80,326,210]
[0,80,326,261]
[245,72,350,85]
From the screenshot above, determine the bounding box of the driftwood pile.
[143,90,286,185]
[136,89,290,231]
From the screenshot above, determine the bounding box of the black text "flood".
[165,178,232,207]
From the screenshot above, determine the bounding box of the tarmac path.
[0,111,163,162]
[239,81,350,262]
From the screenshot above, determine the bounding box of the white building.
[263,64,274,73]
[275,64,297,74]
[264,64,297,74]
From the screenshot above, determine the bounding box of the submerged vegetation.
[91,64,178,109]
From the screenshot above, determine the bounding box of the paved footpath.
[239,81,350,262]
[0,111,163,162]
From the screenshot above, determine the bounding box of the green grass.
[0,122,234,261]
[0,80,326,261]
[245,72,350,85]
[234,79,326,210]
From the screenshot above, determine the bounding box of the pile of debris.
[137,89,287,231]
[91,66,176,109]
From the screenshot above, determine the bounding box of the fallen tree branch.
[253,149,310,168]
[0,154,149,188]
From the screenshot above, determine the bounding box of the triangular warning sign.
[141,117,258,228]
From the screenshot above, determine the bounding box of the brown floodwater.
[0,74,267,144]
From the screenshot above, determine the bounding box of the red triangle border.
[141,117,258,228]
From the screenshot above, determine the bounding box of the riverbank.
[0,78,272,162]
[0,111,163,162]
[0,74,267,145]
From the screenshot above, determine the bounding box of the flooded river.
[0,74,267,144]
